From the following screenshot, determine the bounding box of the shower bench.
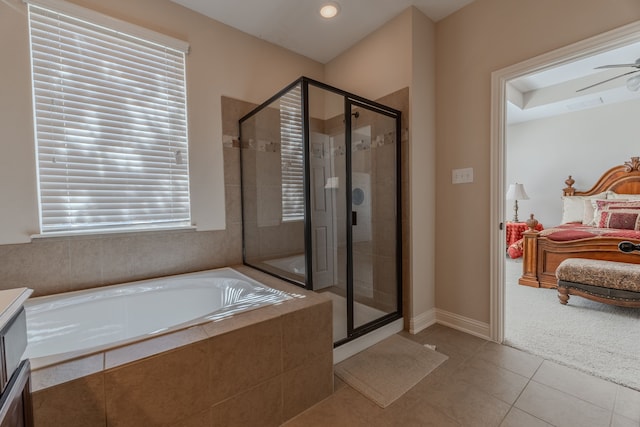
[555,258,640,307]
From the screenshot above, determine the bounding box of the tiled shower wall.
[0,87,409,301]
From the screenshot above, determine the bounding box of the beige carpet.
[334,334,448,408]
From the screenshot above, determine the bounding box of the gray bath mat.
[334,334,448,408]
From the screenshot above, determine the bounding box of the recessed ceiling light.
[319,2,340,19]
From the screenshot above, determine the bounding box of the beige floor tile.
[405,325,488,360]
[515,381,612,427]
[476,341,544,378]
[281,326,633,427]
[415,376,511,426]
[532,360,618,410]
[380,399,461,426]
[453,357,530,405]
[500,408,553,427]
[615,385,640,422]
[282,386,383,427]
[610,412,639,427]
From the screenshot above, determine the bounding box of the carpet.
[505,258,640,390]
[334,334,448,407]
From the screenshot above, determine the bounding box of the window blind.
[28,4,191,233]
[280,85,304,221]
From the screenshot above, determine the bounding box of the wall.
[0,0,323,295]
[507,99,640,226]
[325,7,437,330]
[436,0,640,324]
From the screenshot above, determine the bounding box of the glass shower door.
[347,101,399,332]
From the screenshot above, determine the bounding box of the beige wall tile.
[31,353,104,392]
[28,239,70,296]
[281,300,332,371]
[282,351,333,422]
[171,408,213,427]
[105,326,209,370]
[104,341,210,427]
[68,238,104,289]
[32,373,106,427]
[211,377,283,427]
[209,317,283,404]
[223,147,241,186]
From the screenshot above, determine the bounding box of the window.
[280,84,304,221]
[27,1,191,234]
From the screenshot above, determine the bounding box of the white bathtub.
[24,267,293,360]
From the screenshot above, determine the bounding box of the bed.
[519,157,640,289]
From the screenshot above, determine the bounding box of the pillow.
[561,193,607,224]
[582,198,609,226]
[607,192,640,201]
[596,200,640,230]
[507,239,523,259]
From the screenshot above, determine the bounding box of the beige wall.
[435,0,640,323]
[325,7,437,328]
[0,0,323,244]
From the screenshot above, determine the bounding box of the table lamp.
[506,183,529,222]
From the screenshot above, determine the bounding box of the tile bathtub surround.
[30,268,333,427]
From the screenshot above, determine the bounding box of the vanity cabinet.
[0,289,33,427]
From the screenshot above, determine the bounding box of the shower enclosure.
[240,77,401,346]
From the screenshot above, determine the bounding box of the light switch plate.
[452,167,474,184]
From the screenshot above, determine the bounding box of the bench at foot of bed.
[555,258,640,308]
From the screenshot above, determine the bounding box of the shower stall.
[240,77,401,346]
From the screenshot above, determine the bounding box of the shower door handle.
[352,211,357,226]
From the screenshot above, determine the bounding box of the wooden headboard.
[563,157,640,196]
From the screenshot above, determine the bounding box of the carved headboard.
[563,157,640,196]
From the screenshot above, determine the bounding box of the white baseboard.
[435,308,491,340]
[409,308,436,334]
[333,318,404,364]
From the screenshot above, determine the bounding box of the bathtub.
[27,266,334,426]
[24,267,293,360]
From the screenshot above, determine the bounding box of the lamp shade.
[506,183,529,201]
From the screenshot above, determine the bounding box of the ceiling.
[507,41,640,124]
[169,0,475,63]
[169,0,640,124]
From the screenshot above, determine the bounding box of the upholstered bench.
[555,258,640,307]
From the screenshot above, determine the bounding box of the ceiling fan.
[576,58,640,92]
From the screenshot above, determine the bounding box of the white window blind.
[280,85,304,221]
[28,3,191,234]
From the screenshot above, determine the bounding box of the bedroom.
[503,38,640,389]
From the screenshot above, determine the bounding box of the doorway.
[491,20,640,342]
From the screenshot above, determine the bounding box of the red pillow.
[597,201,640,230]
[507,239,523,259]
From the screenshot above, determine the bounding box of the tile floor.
[283,324,640,427]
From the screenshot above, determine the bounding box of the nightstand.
[506,221,543,247]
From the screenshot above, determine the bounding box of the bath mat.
[334,334,448,408]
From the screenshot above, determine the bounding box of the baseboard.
[435,309,491,340]
[333,318,404,364]
[409,308,436,334]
